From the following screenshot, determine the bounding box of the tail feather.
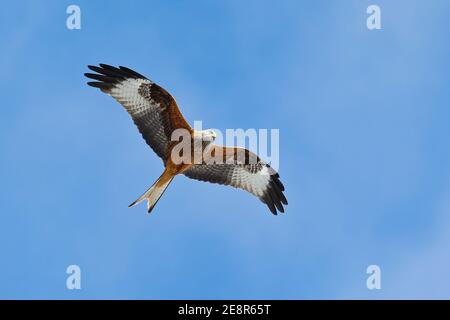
[129,171,174,214]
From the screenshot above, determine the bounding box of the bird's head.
[201,129,217,142]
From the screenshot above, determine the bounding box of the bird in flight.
[85,64,287,215]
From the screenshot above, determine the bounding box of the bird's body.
[85,64,287,215]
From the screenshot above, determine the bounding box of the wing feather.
[183,146,287,215]
[85,64,192,162]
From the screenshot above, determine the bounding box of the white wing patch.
[85,65,170,161]
[183,162,287,215]
[108,78,155,116]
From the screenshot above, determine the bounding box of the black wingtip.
[86,64,147,82]
[86,81,112,90]
[86,81,101,88]
[99,63,118,70]
[119,65,148,79]
[271,178,287,206]
[268,188,284,214]
[263,194,277,215]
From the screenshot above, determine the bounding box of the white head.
[200,129,217,142]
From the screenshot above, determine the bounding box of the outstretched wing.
[183,146,287,215]
[85,64,192,162]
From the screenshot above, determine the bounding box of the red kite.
[85,64,287,215]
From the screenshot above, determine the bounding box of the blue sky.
[0,0,449,299]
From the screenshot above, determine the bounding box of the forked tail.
[128,169,174,214]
